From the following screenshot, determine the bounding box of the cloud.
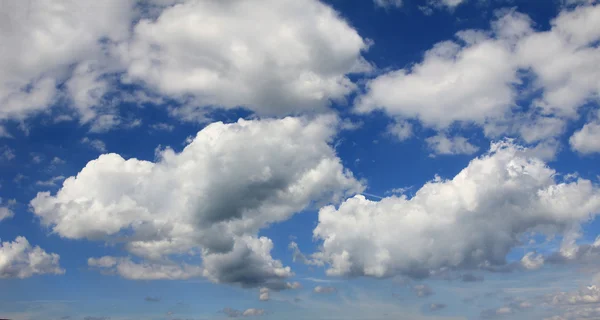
[520,252,545,270]
[0,198,15,222]
[120,0,371,119]
[412,284,434,297]
[88,256,203,280]
[373,0,403,9]
[259,287,269,301]
[544,283,600,319]
[0,0,135,124]
[570,113,600,154]
[425,133,479,156]
[356,4,600,145]
[0,236,64,278]
[150,123,175,132]
[81,137,107,152]
[313,286,337,294]
[221,307,265,318]
[31,116,362,287]
[35,176,66,187]
[387,119,413,142]
[312,141,600,278]
[0,146,15,161]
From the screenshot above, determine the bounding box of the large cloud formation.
[120,0,371,118]
[0,236,64,278]
[30,116,363,286]
[357,4,600,152]
[311,141,600,278]
[0,0,370,132]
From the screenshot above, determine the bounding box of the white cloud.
[387,119,413,142]
[356,4,600,146]
[521,252,545,270]
[150,123,175,132]
[31,116,362,287]
[570,113,600,154]
[35,176,66,187]
[88,256,203,280]
[119,0,371,119]
[0,236,64,278]
[0,146,15,161]
[312,141,600,278]
[425,134,478,156]
[0,198,15,222]
[242,308,265,317]
[81,137,107,152]
[0,0,135,123]
[259,287,269,301]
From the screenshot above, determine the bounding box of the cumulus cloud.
[570,113,600,154]
[387,119,413,142]
[31,116,362,287]
[119,0,371,119]
[259,287,270,301]
[425,134,479,156]
[0,236,64,278]
[0,0,134,124]
[312,141,600,278]
[356,4,600,146]
[521,252,545,270]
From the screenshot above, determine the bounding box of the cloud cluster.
[31,116,362,287]
[0,0,372,133]
[0,236,64,278]
[357,4,600,154]
[312,141,600,278]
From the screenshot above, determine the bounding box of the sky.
[1,0,600,319]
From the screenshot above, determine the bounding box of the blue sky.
[1,0,600,319]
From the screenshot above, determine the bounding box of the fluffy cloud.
[356,4,600,146]
[0,0,134,124]
[31,116,362,287]
[0,236,64,278]
[259,287,269,301]
[119,0,371,118]
[544,284,600,320]
[520,252,545,270]
[425,134,478,156]
[221,307,265,318]
[312,141,600,278]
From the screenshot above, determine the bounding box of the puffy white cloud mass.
[0,0,135,127]
[356,4,600,144]
[31,116,363,286]
[425,134,478,156]
[570,113,600,154]
[1,0,370,127]
[118,0,371,118]
[0,236,64,278]
[312,141,600,278]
